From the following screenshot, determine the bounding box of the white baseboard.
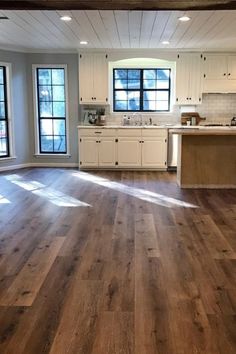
[0,162,78,172]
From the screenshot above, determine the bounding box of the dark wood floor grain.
[0,168,236,354]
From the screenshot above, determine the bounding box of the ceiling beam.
[1,1,236,11]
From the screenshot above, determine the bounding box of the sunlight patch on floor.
[73,172,198,209]
[0,194,11,204]
[5,174,91,208]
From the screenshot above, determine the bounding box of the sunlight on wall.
[73,172,198,209]
[5,174,91,208]
[0,194,11,204]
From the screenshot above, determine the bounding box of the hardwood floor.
[0,168,236,354]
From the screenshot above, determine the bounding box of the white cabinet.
[78,128,168,170]
[79,129,116,168]
[176,53,202,105]
[79,53,108,105]
[203,54,236,92]
[117,138,142,167]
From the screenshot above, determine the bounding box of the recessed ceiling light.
[162,41,170,45]
[178,16,191,22]
[80,41,88,45]
[60,15,72,22]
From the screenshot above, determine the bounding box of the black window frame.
[0,66,10,158]
[113,68,171,112]
[36,67,67,154]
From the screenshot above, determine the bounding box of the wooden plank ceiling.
[0,9,236,51]
[1,1,236,11]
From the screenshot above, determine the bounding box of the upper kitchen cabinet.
[203,54,236,92]
[79,53,109,104]
[175,53,202,105]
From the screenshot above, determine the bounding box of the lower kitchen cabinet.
[141,137,167,168]
[117,137,142,167]
[79,137,116,167]
[78,127,168,170]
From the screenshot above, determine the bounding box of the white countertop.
[77,124,236,130]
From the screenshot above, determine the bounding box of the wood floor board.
[0,168,236,353]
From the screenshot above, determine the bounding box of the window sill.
[34,154,71,159]
[0,156,17,162]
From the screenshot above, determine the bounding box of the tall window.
[0,66,9,157]
[36,67,67,154]
[113,68,171,112]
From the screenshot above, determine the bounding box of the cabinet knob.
[228,73,231,76]
[189,97,192,100]
[224,73,226,76]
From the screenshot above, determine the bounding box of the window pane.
[40,119,53,136]
[156,101,169,110]
[128,91,140,110]
[0,85,5,101]
[0,120,6,136]
[143,80,156,89]
[128,80,140,89]
[115,101,127,110]
[52,86,65,101]
[157,69,170,80]
[115,91,127,100]
[38,69,51,85]
[53,102,65,117]
[156,81,169,89]
[156,91,169,100]
[0,68,3,84]
[128,70,140,79]
[143,101,156,111]
[53,119,65,135]
[54,136,66,152]
[40,101,52,117]
[143,91,156,100]
[39,86,52,101]
[52,69,65,85]
[114,79,127,89]
[114,69,127,79]
[0,102,5,118]
[0,138,7,156]
[41,136,53,152]
[143,70,156,80]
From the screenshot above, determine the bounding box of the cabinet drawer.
[142,129,167,137]
[79,128,116,137]
[117,129,142,137]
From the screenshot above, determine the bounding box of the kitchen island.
[171,127,236,188]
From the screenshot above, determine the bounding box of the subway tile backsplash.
[197,93,236,124]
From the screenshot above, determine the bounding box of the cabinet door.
[203,55,227,80]
[117,138,141,167]
[98,137,116,167]
[227,55,236,79]
[93,53,108,104]
[79,53,94,104]
[175,54,190,105]
[80,137,99,167]
[142,138,167,168]
[188,54,202,104]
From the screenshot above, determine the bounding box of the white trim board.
[0,162,78,172]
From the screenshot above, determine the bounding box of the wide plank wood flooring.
[0,168,236,354]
